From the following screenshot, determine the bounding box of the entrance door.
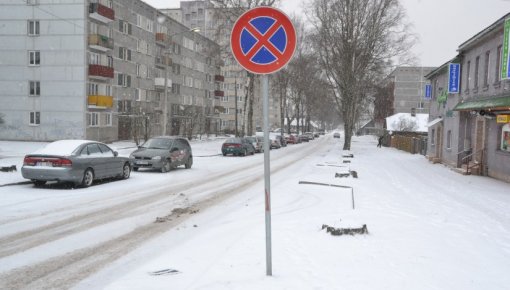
[474,117,486,163]
[435,124,443,160]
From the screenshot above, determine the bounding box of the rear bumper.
[21,166,82,183]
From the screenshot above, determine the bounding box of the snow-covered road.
[1,134,509,290]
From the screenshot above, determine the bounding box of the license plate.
[36,162,52,167]
[136,161,148,165]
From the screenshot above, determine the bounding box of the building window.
[474,56,480,89]
[501,124,510,152]
[495,45,502,84]
[29,111,40,125]
[119,47,131,61]
[465,61,470,92]
[28,20,40,36]
[28,50,40,66]
[117,73,131,87]
[483,51,490,87]
[29,81,40,96]
[87,112,99,127]
[446,130,451,149]
[105,113,112,126]
[431,129,435,145]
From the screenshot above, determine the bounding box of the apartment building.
[426,13,510,182]
[0,0,222,142]
[161,0,281,134]
[389,66,435,115]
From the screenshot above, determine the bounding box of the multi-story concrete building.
[426,13,510,183]
[389,66,435,115]
[161,0,281,134]
[0,0,222,142]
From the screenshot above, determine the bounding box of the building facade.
[389,66,435,115]
[426,13,510,183]
[161,0,281,134]
[0,0,222,142]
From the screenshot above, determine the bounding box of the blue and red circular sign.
[231,7,296,74]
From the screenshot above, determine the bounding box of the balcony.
[155,33,170,46]
[214,75,225,82]
[214,90,224,98]
[154,78,172,89]
[88,95,113,108]
[89,2,115,23]
[88,34,114,52]
[89,64,114,79]
[155,55,172,68]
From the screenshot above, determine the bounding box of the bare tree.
[210,0,279,136]
[393,116,418,132]
[309,0,414,149]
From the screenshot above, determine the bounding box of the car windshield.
[140,138,174,149]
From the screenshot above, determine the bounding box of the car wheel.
[161,160,171,173]
[81,168,94,188]
[185,156,193,169]
[222,152,227,156]
[33,180,46,187]
[121,163,131,179]
[133,167,139,172]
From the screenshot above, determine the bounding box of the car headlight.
[152,156,162,161]
[129,154,134,159]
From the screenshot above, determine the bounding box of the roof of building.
[458,12,510,52]
[385,113,429,133]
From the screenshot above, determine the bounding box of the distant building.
[161,0,281,134]
[0,0,222,142]
[389,66,435,115]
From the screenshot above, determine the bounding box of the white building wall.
[0,1,87,141]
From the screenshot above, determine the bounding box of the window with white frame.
[29,81,40,96]
[105,113,112,126]
[28,50,40,66]
[182,95,193,105]
[28,20,40,36]
[87,112,99,127]
[29,111,40,125]
[184,76,193,87]
[221,95,228,102]
[135,89,147,101]
[117,73,131,87]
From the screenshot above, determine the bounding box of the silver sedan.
[21,140,131,187]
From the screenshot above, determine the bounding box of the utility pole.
[235,75,238,137]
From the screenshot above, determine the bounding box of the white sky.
[144,0,510,67]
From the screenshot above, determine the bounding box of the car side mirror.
[113,151,118,157]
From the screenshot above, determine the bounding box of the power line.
[22,0,86,31]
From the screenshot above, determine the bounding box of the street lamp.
[162,27,200,136]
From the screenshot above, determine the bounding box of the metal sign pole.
[262,74,272,276]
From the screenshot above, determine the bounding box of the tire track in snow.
[0,138,331,289]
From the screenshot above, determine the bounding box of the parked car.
[222,137,256,156]
[270,137,282,149]
[304,132,315,140]
[275,135,287,147]
[245,136,264,153]
[130,136,193,172]
[298,134,310,142]
[21,140,131,187]
[333,132,341,138]
[285,134,299,144]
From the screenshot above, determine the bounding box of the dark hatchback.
[222,138,256,156]
[130,136,193,172]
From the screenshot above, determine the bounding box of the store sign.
[497,115,510,123]
[502,18,510,80]
[448,63,460,93]
[424,84,432,100]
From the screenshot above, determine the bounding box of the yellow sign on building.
[497,115,510,123]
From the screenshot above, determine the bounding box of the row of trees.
[211,0,414,149]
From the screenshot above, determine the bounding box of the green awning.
[453,95,510,111]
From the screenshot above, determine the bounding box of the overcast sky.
[144,0,510,67]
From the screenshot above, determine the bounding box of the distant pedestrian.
[377,136,383,148]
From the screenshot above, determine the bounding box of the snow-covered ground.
[1,134,510,289]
